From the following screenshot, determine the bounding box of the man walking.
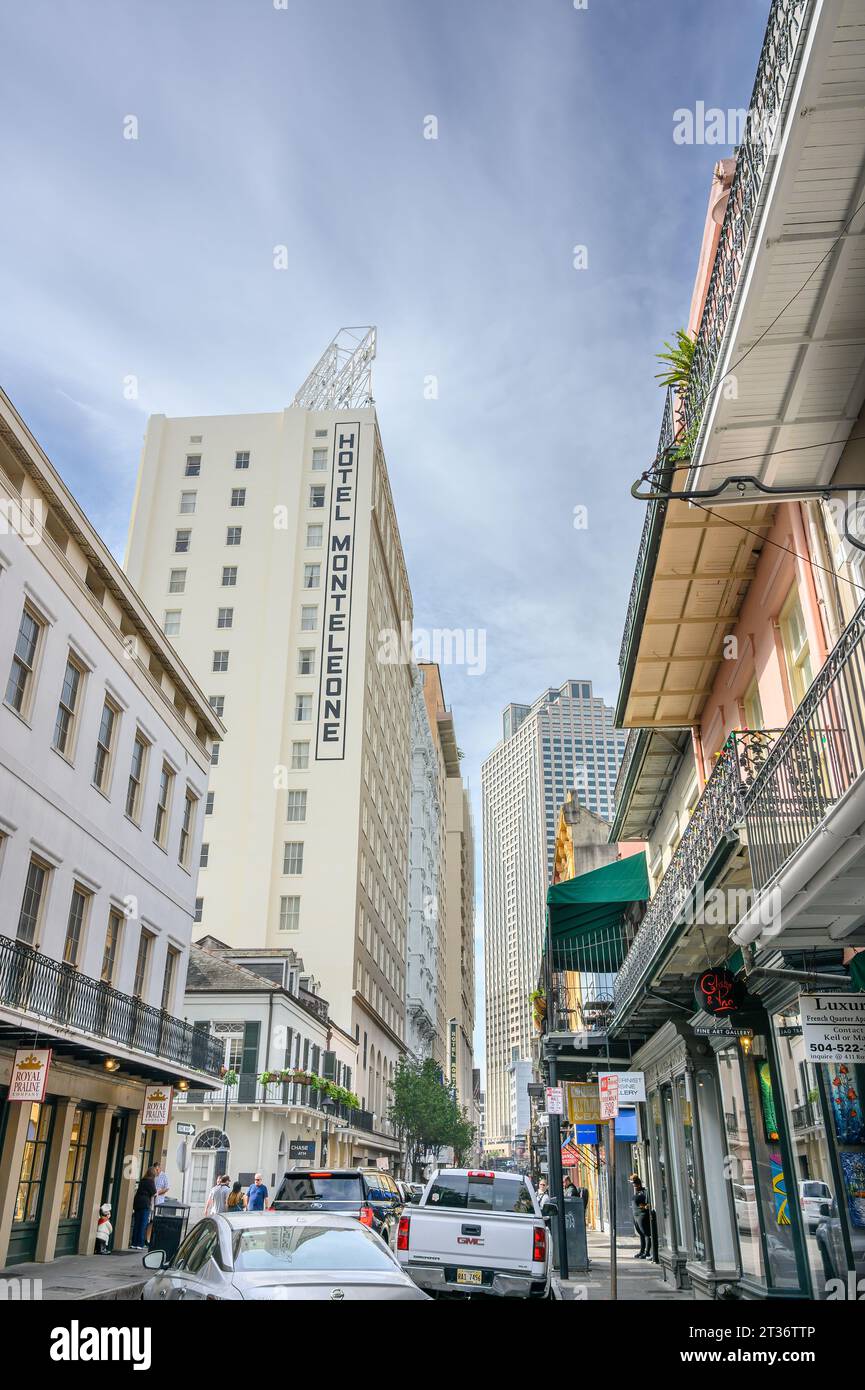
[246,1173,269,1212]
[204,1173,231,1216]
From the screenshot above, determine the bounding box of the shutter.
[238,1021,260,1103]
[311,1045,321,1075]
[322,1050,336,1080]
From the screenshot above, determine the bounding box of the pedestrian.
[146,1163,170,1244]
[95,1202,113,1255]
[246,1173,269,1212]
[562,1175,575,1199]
[537,1178,550,1210]
[630,1173,652,1259]
[226,1181,246,1212]
[131,1166,157,1249]
[204,1173,231,1216]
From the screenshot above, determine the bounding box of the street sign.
[176,1122,196,1136]
[599,1073,619,1120]
[800,991,865,1063]
[565,1082,601,1124]
[545,1086,563,1115]
[176,1141,188,1173]
[598,1070,645,1104]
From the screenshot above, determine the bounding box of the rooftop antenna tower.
[291,326,377,410]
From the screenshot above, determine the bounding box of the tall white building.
[407,667,441,1061]
[481,680,625,1147]
[125,331,414,1131]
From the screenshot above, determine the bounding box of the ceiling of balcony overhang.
[614,729,692,840]
[691,3,865,500]
[622,499,775,728]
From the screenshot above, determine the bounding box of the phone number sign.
[800,992,865,1063]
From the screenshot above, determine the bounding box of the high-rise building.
[124,331,414,1137]
[481,680,625,1147]
[407,666,442,1061]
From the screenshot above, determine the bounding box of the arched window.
[190,1128,230,1202]
[193,1128,230,1152]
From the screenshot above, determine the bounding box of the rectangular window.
[210,743,220,765]
[306,524,323,547]
[303,564,320,589]
[93,698,119,792]
[312,448,327,471]
[64,885,89,967]
[161,948,179,1012]
[168,568,186,594]
[286,789,307,822]
[235,451,250,470]
[212,650,229,672]
[283,841,304,874]
[163,610,181,636]
[133,929,153,998]
[174,529,191,553]
[53,655,84,758]
[291,740,309,770]
[300,605,317,632]
[309,485,325,509]
[230,488,246,507]
[5,607,43,715]
[154,762,174,846]
[209,695,225,716]
[179,491,197,514]
[17,857,48,945]
[294,694,312,721]
[226,526,242,546]
[200,842,210,868]
[179,789,197,867]
[297,649,315,676]
[780,585,814,708]
[194,897,204,924]
[221,566,237,586]
[279,895,300,932]
[217,607,233,629]
[102,910,122,983]
[205,791,215,815]
[185,455,201,476]
[125,732,149,821]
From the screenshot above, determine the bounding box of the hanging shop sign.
[566,1082,602,1125]
[9,1048,52,1102]
[598,1071,645,1104]
[289,1139,316,1161]
[142,1085,173,1127]
[800,992,865,1064]
[693,1024,753,1037]
[694,965,746,1017]
[545,1086,564,1115]
[599,1073,619,1120]
[316,422,360,761]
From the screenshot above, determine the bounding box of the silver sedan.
[141,1210,430,1301]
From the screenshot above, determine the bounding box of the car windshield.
[232,1225,396,1272]
[275,1175,363,1202]
[426,1173,535,1213]
[801,1181,830,1198]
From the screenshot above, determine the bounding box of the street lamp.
[320,1095,336,1166]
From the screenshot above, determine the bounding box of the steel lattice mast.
[291,326,377,410]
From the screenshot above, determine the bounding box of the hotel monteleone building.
[124,330,414,1139]
[0,386,223,1267]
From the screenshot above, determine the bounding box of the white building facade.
[407,668,440,1060]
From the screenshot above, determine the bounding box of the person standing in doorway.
[630,1173,652,1259]
[246,1173,269,1212]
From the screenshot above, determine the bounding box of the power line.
[689,499,865,596]
[644,431,865,483]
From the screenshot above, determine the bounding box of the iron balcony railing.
[612,730,781,1023]
[618,388,675,679]
[176,1074,376,1132]
[745,598,865,889]
[0,932,222,1077]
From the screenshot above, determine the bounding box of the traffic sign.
[599,1073,619,1120]
[176,1121,196,1136]
[545,1086,564,1115]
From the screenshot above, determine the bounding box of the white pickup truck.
[395,1169,552,1299]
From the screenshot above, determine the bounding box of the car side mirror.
[143,1249,166,1270]
[410,1191,421,1204]
[819,1201,832,1218]
[545,1201,558,1219]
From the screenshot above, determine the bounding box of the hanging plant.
[219,1067,239,1086]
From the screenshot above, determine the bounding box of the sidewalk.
[553,1229,690,1302]
[0,1250,148,1301]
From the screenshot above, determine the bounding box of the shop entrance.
[100,1110,130,1251]
[54,1105,94,1256]
[6,1100,55,1265]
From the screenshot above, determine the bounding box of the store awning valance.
[547,853,649,973]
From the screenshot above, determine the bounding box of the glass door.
[7,1100,55,1265]
[677,1074,705,1261]
[55,1106,94,1256]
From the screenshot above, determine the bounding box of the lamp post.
[320,1095,336,1166]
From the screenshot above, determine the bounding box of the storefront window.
[663,1085,685,1249]
[742,1034,799,1289]
[678,1074,706,1261]
[717,1046,764,1282]
[695,1068,737,1269]
[60,1107,93,1220]
[14,1101,53,1224]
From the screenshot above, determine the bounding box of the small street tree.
[388,1057,477,1178]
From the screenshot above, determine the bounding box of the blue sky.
[0,0,771,1075]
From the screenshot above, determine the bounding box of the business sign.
[800,992,865,1063]
[316,422,360,761]
[142,1085,173,1127]
[9,1048,52,1102]
[694,965,746,1017]
[693,1024,753,1037]
[599,1073,619,1120]
[598,1071,645,1104]
[449,1017,458,1094]
[566,1082,602,1125]
[545,1086,564,1115]
[289,1139,316,1161]
[176,1122,196,1136]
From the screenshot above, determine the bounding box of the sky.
[0,0,771,1077]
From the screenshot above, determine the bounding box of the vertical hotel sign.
[316,422,360,760]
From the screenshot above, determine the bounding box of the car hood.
[235,1270,429,1301]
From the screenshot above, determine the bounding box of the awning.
[547,853,649,973]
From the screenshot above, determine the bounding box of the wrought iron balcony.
[176,1073,376,1132]
[612,729,780,1024]
[0,932,222,1078]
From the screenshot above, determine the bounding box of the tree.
[388,1058,476,1178]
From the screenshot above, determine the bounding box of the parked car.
[141,1211,429,1301]
[271,1168,404,1247]
[395,1168,552,1298]
[799,1179,832,1232]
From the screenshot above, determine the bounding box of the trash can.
[149,1202,190,1261]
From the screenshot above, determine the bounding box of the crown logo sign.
[148,1089,168,1102]
[16,1054,43,1071]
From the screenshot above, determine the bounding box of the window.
[212,650,229,672]
[164,610,181,636]
[312,448,327,471]
[185,455,201,476]
[235,451,250,470]
[133,929,153,998]
[279,896,300,932]
[309,485,325,509]
[200,842,210,868]
[179,789,198,867]
[154,762,174,846]
[5,606,43,715]
[226,526,242,546]
[126,732,149,821]
[286,790,307,822]
[195,897,204,924]
[306,524,323,547]
[53,655,84,757]
[17,857,48,945]
[221,566,237,587]
[205,791,215,815]
[314,429,327,439]
[780,585,814,708]
[63,885,89,967]
[217,607,233,629]
[230,488,246,507]
[303,564,320,589]
[743,677,764,731]
[102,910,122,983]
[283,841,304,875]
[93,698,119,792]
[210,743,220,765]
[297,649,315,675]
[169,568,186,594]
[174,529,191,553]
[179,491,197,514]
[291,741,309,769]
[209,695,225,716]
[161,947,179,1012]
[294,694,312,721]
[300,606,317,632]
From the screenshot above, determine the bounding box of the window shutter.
[322,1050,336,1080]
[238,1021,260,1102]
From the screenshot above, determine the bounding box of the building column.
[34,1097,79,1263]
[0,1102,36,1268]
[77,1105,116,1256]
[114,1109,143,1250]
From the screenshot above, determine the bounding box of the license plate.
[456,1269,483,1286]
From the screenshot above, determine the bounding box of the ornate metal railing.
[745,599,865,888]
[618,388,675,678]
[0,933,222,1077]
[612,730,781,1023]
[176,1074,376,1132]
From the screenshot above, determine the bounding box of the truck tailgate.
[408,1209,536,1271]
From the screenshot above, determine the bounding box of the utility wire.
[688,499,865,596]
[643,431,865,482]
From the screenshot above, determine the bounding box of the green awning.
[547,853,649,973]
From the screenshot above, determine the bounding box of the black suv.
[272,1168,404,1247]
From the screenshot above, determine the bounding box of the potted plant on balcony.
[530,989,547,1031]
[655,328,699,460]
[219,1066,239,1087]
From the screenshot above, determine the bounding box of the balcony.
[176,1073,377,1133]
[0,933,222,1079]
